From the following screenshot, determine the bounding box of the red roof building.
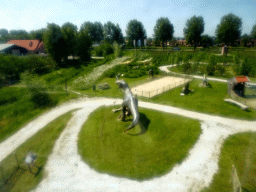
[6,40,46,54]
[235,76,250,83]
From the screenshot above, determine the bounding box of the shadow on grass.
[126,112,150,136]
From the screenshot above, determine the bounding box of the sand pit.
[131,76,191,98]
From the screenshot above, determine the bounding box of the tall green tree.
[61,22,78,58]
[215,13,242,45]
[103,22,124,44]
[80,21,104,43]
[251,24,256,39]
[43,23,67,65]
[154,17,174,50]
[77,29,92,62]
[183,15,204,50]
[241,33,251,47]
[126,19,147,47]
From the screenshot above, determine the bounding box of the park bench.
[98,83,110,90]
[224,99,249,111]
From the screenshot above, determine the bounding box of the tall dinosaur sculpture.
[116,80,139,133]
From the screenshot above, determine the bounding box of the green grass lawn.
[140,79,256,120]
[0,110,74,192]
[78,106,201,181]
[0,86,79,143]
[202,132,256,192]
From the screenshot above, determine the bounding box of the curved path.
[1,97,256,191]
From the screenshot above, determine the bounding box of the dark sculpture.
[148,69,154,78]
[116,80,139,133]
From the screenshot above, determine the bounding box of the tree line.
[1,13,256,63]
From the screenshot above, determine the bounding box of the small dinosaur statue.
[116,79,139,133]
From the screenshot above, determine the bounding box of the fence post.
[149,91,150,98]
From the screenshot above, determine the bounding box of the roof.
[0,44,15,52]
[235,76,250,83]
[6,40,44,52]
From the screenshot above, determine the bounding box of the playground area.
[131,76,191,98]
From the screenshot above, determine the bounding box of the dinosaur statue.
[116,79,139,133]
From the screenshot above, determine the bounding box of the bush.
[21,71,53,108]
[206,55,217,76]
[113,41,122,58]
[94,43,114,57]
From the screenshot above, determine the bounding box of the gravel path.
[73,56,129,87]
[1,97,255,191]
[1,61,256,191]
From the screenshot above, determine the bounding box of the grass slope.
[202,132,256,192]
[0,110,74,192]
[78,106,201,181]
[0,87,79,143]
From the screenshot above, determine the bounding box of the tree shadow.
[126,112,150,136]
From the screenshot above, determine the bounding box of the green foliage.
[103,22,124,44]
[94,43,114,57]
[183,15,205,49]
[181,62,192,73]
[29,28,46,41]
[76,30,92,62]
[80,21,104,43]
[78,106,201,180]
[250,24,256,40]
[126,19,147,46]
[61,22,78,57]
[215,13,242,45]
[43,23,67,65]
[206,55,217,75]
[21,71,54,108]
[153,17,174,49]
[201,34,214,47]
[0,28,8,36]
[113,41,122,58]
[240,58,253,76]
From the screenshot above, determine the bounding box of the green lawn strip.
[201,132,256,192]
[0,110,74,192]
[139,79,256,120]
[78,106,201,181]
[0,87,79,143]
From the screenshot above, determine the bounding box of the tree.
[77,29,92,62]
[183,15,204,50]
[126,19,147,47]
[201,34,214,47]
[215,13,242,45]
[251,24,256,39]
[154,17,174,50]
[61,22,78,58]
[30,28,46,41]
[9,29,30,39]
[0,28,8,36]
[103,21,124,44]
[241,33,251,47]
[43,23,67,65]
[80,21,104,43]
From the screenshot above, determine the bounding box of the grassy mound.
[202,132,256,192]
[78,106,201,181]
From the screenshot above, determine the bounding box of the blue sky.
[1,0,255,38]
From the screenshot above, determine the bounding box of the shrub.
[113,41,122,58]
[94,43,114,57]
[21,71,53,108]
